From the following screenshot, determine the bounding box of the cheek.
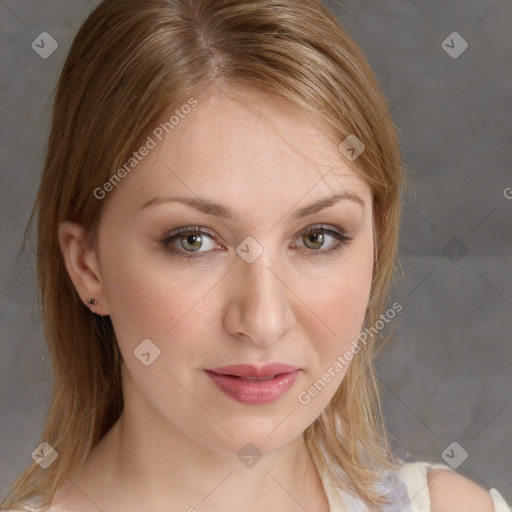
[298,239,374,355]
[100,241,231,380]
[293,247,373,414]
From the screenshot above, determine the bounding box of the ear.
[58,221,110,316]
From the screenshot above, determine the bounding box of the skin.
[56,82,376,512]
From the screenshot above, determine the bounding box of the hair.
[1,0,405,510]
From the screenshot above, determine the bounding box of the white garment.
[316,459,511,512]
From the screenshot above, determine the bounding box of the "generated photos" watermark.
[93,98,197,200]
[297,301,402,405]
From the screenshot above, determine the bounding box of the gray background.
[1,0,511,504]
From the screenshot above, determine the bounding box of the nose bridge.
[224,239,294,345]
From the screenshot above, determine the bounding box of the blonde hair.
[1,0,405,510]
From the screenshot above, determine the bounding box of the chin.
[212,415,305,456]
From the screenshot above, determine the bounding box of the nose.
[222,242,295,346]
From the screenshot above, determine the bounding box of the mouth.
[204,364,301,405]
[230,375,281,381]
[206,363,300,378]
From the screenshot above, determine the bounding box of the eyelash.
[159,224,353,260]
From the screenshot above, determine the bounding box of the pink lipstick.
[205,364,300,405]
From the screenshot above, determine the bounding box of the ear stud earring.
[86,297,108,318]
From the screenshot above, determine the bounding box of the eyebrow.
[139,191,365,221]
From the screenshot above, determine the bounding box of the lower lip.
[205,370,300,405]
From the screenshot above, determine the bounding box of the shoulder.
[427,467,495,512]
[398,461,510,512]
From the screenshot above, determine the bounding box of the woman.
[1,1,509,511]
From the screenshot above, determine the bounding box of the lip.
[205,364,301,405]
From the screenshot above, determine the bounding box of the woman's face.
[91,84,374,455]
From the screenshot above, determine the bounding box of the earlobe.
[58,221,109,316]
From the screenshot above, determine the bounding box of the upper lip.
[206,363,300,378]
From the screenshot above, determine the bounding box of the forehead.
[103,83,371,217]
[170,83,348,173]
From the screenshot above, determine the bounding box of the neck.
[60,373,331,512]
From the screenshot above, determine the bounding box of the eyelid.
[163,225,219,246]
[168,225,216,238]
[295,223,352,241]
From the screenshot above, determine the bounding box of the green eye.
[179,232,204,252]
[303,230,325,250]
[160,226,217,258]
[297,225,353,254]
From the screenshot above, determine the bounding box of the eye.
[294,225,353,255]
[159,226,218,258]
